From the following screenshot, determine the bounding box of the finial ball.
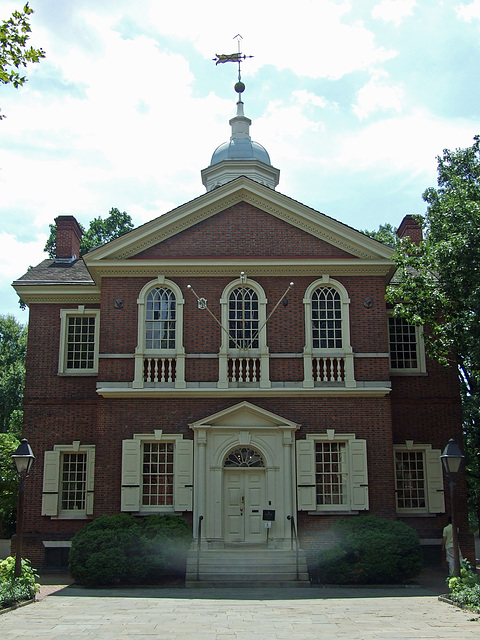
[235,81,245,94]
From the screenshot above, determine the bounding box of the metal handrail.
[196,515,204,581]
[287,515,299,580]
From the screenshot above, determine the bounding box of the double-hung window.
[121,432,192,513]
[297,433,368,512]
[394,443,444,514]
[388,315,426,374]
[58,307,100,375]
[42,442,95,518]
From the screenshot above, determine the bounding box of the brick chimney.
[396,214,423,245]
[55,215,82,261]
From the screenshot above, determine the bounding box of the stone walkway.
[1,579,479,640]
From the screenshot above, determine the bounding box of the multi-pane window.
[312,287,342,349]
[228,287,259,349]
[315,442,347,506]
[60,453,87,511]
[389,317,418,369]
[146,287,176,350]
[66,316,96,369]
[395,450,426,510]
[142,442,174,506]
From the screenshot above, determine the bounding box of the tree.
[386,135,480,532]
[44,207,134,258]
[0,316,27,434]
[361,223,398,247]
[0,432,20,538]
[0,3,45,120]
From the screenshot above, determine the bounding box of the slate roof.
[13,259,94,286]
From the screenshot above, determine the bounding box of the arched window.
[224,447,265,468]
[146,287,176,350]
[228,286,259,349]
[311,286,343,350]
[219,277,270,388]
[133,277,185,389]
[303,276,355,388]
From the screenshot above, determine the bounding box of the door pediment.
[189,401,299,431]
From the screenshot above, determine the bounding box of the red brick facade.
[14,179,471,571]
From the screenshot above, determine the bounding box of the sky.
[2,0,480,325]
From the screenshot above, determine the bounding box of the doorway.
[223,468,266,543]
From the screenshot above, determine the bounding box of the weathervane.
[187,273,294,351]
[213,34,253,96]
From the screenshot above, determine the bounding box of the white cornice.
[96,386,391,399]
[11,284,101,306]
[84,178,394,267]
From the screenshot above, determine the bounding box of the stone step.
[185,548,310,587]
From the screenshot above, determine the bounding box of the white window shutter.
[426,448,445,513]
[296,440,316,510]
[174,439,193,511]
[349,439,369,510]
[121,439,141,511]
[85,448,95,515]
[42,450,60,516]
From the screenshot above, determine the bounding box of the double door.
[223,469,266,544]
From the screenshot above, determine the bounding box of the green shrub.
[69,514,192,586]
[316,516,423,584]
[447,561,480,612]
[0,556,40,607]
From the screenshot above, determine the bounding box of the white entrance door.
[224,469,266,544]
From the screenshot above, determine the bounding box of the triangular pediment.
[83,177,395,283]
[189,401,299,430]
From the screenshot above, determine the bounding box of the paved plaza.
[1,580,480,640]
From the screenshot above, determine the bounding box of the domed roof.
[211,138,271,165]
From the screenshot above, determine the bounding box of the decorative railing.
[312,356,345,383]
[228,356,261,383]
[143,357,176,383]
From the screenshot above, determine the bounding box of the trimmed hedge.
[69,514,192,586]
[316,516,423,584]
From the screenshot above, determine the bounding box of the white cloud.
[372,0,417,26]
[352,71,404,120]
[292,90,328,108]
[456,0,480,21]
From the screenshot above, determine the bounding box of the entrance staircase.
[185,546,310,588]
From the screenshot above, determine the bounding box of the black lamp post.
[440,438,465,577]
[11,439,35,578]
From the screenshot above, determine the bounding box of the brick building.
[12,85,470,583]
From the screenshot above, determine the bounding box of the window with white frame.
[58,307,100,375]
[394,444,444,514]
[228,286,259,349]
[42,442,95,518]
[296,433,368,512]
[312,287,343,349]
[121,432,192,513]
[146,287,176,350]
[133,277,186,388]
[303,277,355,387]
[218,277,270,388]
[388,316,426,373]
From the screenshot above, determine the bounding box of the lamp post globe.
[11,439,35,578]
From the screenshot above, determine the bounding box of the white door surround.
[190,402,299,550]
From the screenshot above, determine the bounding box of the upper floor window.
[388,315,426,374]
[312,286,342,349]
[146,287,176,350]
[58,307,100,375]
[134,277,186,388]
[393,443,444,514]
[303,277,356,388]
[228,287,259,349]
